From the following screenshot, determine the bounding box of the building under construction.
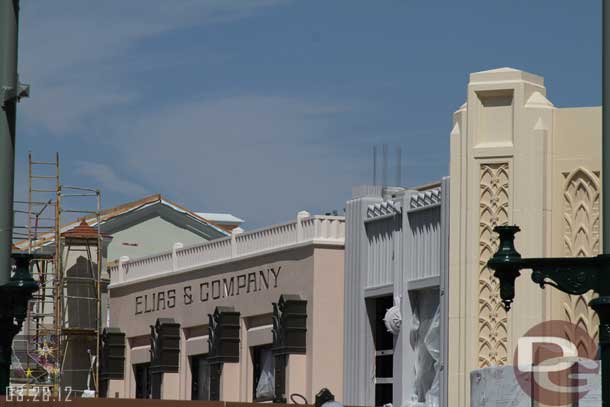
[9,153,237,399]
[11,153,105,398]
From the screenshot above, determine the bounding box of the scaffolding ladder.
[11,153,104,398]
[11,152,61,396]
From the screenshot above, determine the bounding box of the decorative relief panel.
[562,168,600,346]
[478,163,510,368]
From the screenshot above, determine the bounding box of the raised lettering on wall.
[562,168,600,346]
[478,163,510,367]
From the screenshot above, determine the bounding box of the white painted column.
[231,227,244,258]
[172,242,184,272]
[118,256,129,283]
[296,210,311,242]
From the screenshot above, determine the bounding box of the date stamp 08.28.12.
[4,386,73,403]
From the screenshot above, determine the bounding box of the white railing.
[234,221,297,257]
[109,212,345,285]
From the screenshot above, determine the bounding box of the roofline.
[414,180,443,191]
[14,194,229,249]
[156,196,229,236]
[195,212,245,224]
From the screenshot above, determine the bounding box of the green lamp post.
[0,253,39,395]
[488,1,610,405]
[0,0,38,396]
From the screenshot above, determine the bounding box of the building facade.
[104,212,345,402]
[343,181,449,407]
[448,67,602,407]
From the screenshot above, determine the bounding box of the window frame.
[251,344,275,402]
[191,354,211,401]
[134,362,151,399]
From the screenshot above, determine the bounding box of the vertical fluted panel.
[343,197,380,406]
[406,207,441,281]
[366,217,400,289]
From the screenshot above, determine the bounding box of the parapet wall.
[109,214,345,286]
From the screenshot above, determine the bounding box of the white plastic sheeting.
[255,348,275,400]
[470,366,531,407]
[470,361,603,407]
[423,308,440,407]
[407,289,440,407]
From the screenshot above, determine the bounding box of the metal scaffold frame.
[11,152,103,398]
[57,183,102,398]
[11,152,61,396]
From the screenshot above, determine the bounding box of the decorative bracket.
[487,226,610,311]
[149,318,180,373]
[272,294,307,403]
[207,306,240,364]
[272,294,307,355]
[528,258,601,296]
[100,327,126,381]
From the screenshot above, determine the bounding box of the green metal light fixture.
[488,226,610,404]
[488,226,606,313]
[0,253,39,395]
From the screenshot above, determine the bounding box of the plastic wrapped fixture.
[408,289,440,407]
[423,307,440,407]
[255,348,275,400]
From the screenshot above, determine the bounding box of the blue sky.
[14,0,601,228]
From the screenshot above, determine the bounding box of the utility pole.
[0,0,20,287]
[0,0,37,397]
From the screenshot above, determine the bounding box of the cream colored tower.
[448,67,601,407]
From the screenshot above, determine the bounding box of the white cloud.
[15,0,368,227]
[23,83,135,135]
[20,0,290,78]
[110,94,364,225]
[18,0,290,136]
[75,161,149,197]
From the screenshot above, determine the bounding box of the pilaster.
[448,68,554,407]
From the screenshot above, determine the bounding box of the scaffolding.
[11,152,61,395]
[58,184,102,397]
[11,152,103,398]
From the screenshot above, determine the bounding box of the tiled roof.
[61,219,110,240]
